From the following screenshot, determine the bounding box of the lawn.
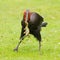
[0,0,60,60]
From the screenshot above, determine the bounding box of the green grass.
[0,0,60,60]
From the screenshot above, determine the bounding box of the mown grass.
[0,0,60,60]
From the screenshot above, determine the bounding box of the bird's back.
[28,12,43,30]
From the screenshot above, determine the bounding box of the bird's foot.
[13,47,18,52]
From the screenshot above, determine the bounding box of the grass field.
[0,0,60,60]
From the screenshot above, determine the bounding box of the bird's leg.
[39,41,41,51]
[13,40,22,52]
[13,35,26,52]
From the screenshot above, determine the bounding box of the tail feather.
[41,22,48,27]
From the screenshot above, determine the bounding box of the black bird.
[14,10,47,51]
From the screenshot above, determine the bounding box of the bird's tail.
[41,22,48,27]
